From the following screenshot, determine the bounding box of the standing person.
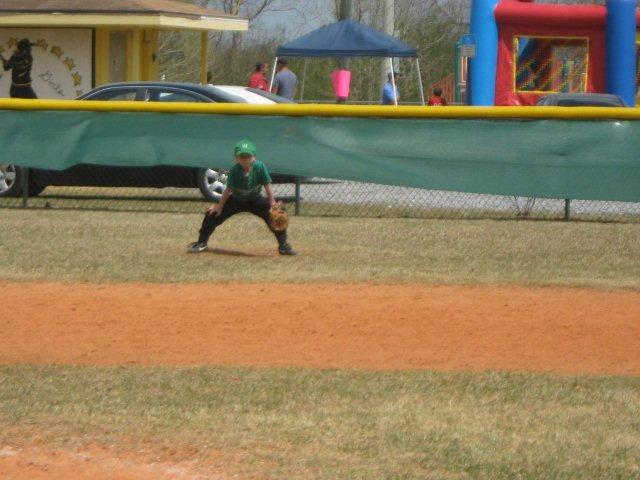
[248,62,269,91]
[272,58,297,100]
[381,72,400,105]
[1,38,37,99]
[427,87,448,106]
[187,139,297,256]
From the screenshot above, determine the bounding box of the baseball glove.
[269,203,289,232]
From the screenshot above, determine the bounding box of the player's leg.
[249,197,297,256]
[187,197,241,252]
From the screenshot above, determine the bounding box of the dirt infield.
[0,444,217,480]
[2,282,639,375]
[2,281,640,478]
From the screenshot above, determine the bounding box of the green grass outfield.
[1,209,639,286]
[1,366,639,479]
[1,209,639,478]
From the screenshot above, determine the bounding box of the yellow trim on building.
[125,29,142,81]
[200,32,208,85]
[141,29,158,82]
[0,14,247,31]
[90,27,159,84]
[0,10,245,86]
[94,28,110,86]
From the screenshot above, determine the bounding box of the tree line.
[158,0,470,103]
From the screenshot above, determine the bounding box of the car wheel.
[196,168,227,202]
[0,164,22,197]
[0,165,46,198]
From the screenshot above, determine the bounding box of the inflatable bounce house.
[467,0,638,106]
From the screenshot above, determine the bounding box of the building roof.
[0,0,247,31]
[0,0,234,18]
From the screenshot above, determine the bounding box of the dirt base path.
[0,444,225,480]
[2,282,639,375]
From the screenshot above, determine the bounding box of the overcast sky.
[242,0,336,42]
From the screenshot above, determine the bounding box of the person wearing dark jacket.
[1,38,37,99]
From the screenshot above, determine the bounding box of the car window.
[148,89,211,103]
[85,89,139,101]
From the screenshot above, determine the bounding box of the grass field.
[1,208,639,478]
[1,209,639,286]
[1,366,639,479]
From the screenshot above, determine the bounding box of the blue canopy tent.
[270,19,424,105]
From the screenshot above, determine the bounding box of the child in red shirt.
[248,62,269,91]
[427,87,448,106]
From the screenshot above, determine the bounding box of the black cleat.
[278,244,297,256]
[187,241,207,253]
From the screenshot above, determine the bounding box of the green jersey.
[227,160,272,202]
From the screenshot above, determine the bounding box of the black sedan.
[0,82,295,201]
[535,92,628,107]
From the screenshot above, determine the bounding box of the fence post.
[294,177,301,216]
[564,198,571,221]
[21,167,29,208]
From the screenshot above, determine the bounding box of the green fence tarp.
[1,109,639,202]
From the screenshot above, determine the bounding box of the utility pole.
[339,0,352,70]
[339,0,352,20]
[382,0,394,83]
[383,0,394,37]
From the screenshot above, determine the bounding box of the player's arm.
[264,183,276,207]
[207,187,231,216]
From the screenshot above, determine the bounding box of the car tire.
[0,164,24,197]
[196,168,227,202]
[0,165,47,198]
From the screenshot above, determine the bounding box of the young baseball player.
[187,139,297,255]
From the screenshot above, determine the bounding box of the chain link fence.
[1,165,639,222]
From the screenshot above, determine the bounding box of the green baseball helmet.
[234,139,256,156]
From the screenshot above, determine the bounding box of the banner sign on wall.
[0,28,93,100]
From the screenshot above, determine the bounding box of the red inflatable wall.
[493,1,622,105]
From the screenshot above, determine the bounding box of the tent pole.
[389,58,397,106]
[300,59,309,101]
[416,58,425,106]
[269,56,278,91]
